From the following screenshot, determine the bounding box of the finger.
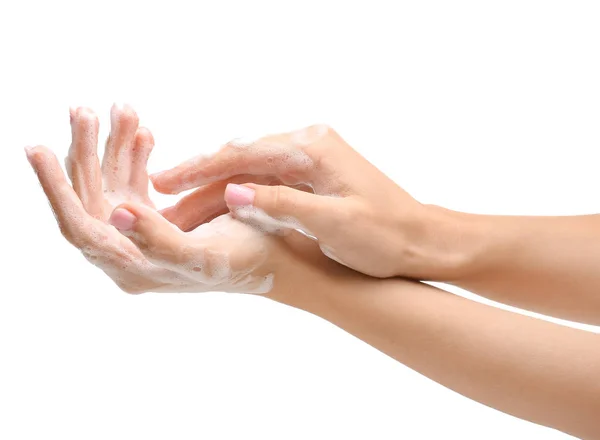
[65,107,104,218]
[128,127,154,201]
[160,180,232,232]
[108,202,192,267]
[150,133,315,195]
[109,203,270,290]
[224,183,337,236]
[26,145,92,247]
[102,103,139,193]
[160,174,279,232]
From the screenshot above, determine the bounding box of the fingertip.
[149,171,163,181]
[158,205,175,220]
[24,146,35,166]
[25,145,53,166]
[158,205,188,231]
[150,172,179,194]
[112,102,136,114]
[71,107,99,131]
[78,106,98,120]
[110,102,139,130]
[135,126,155,144]
[149,171,163,187]
[111,102,130,113]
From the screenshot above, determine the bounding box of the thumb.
[109,202,190,266]
[224,183,332,236]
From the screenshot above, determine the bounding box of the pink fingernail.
[109,208,137,231]
[225,184,255,206]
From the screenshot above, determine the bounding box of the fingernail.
[225,184,255,206]
[24,146,34,163]
[109,208,137,231]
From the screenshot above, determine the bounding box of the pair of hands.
[26,105,452,298]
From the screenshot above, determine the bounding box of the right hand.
[152,125,464,279]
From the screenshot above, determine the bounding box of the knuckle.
[296,124,339,158]
[221,142,242,158]
[219,142,244,163]
[269,185,289,213]
[330,198,359,229]
[225,135,258,150]
[347,199,365,220]
[145,240,193,267]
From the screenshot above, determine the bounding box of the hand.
[151,125,463,279]
[27,105,331,296]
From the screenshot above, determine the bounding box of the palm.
[60,105,178,291]
[28,104,282,294]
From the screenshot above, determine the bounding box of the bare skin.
[292,273,600,440]
[152,125,600,324]
[27,110,600,438]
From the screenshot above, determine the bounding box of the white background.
[1,1,599,438]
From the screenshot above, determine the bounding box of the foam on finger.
[66,107,104,217]
[31,117,348,297]
[26,145,94,246]
[151,127,325,194]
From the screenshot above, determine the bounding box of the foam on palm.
[49,105,276,295]
[136,214,274,294]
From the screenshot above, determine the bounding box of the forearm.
[423,206,600,324]
[275,273,600,438]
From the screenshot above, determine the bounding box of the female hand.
[152,124,600,324]
[26,105,330,296]
[151,125,464,279]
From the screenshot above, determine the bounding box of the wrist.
[265,238,367,315]
[399,205,485,282]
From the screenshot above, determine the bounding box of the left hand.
[26,105,289,295]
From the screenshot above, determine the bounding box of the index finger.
[150,132,316,195]
[26,146,93,247]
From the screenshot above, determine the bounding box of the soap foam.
[45,112,349,296]
[54,105,278,296]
